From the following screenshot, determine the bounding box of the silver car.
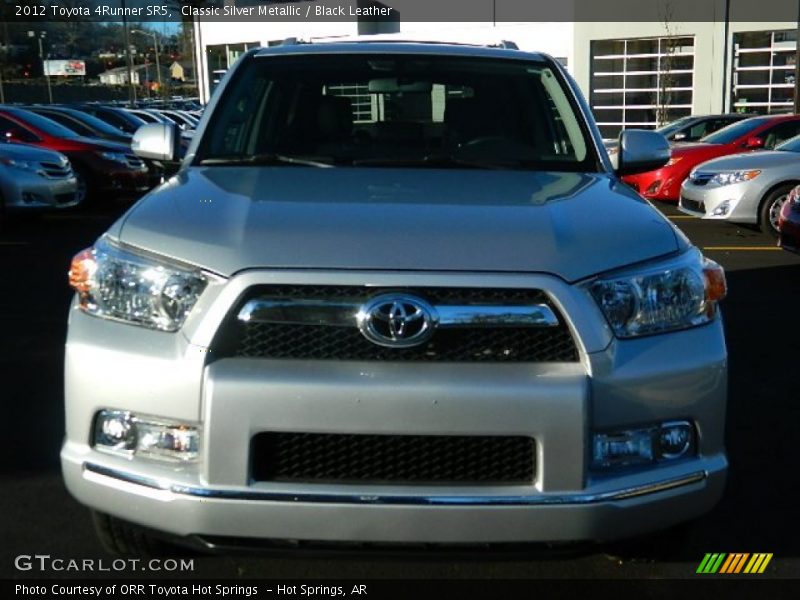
[679,135,800,235]
[61,42,728,554]
[0,142,78,212]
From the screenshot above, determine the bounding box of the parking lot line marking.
[702,246,782,251]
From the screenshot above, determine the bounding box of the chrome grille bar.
[237,299,559,328]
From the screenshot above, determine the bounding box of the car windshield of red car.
[701,117,769,145]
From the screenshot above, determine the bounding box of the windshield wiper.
[352,154,512,170]
[198,153,335,168]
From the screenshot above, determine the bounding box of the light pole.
[121,0,136,106]
[28,30,52,103]
[132,29,162,95]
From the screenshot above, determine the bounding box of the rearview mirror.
[615,130,671,176]
[131,122,180,162]
[672,132,687,141]
[367,78,432,93]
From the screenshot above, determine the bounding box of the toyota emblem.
[357,294,436,348]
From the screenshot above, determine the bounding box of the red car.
[0,106,150,203]
[778,184,800,253]
[624,115,800,202]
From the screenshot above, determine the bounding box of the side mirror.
[615,129,670,176]
[131,122,180,162]
[744,136,764,149]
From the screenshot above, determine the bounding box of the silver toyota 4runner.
[62,41,728,554]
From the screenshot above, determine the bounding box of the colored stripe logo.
[697,553,773,574]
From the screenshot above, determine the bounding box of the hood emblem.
[357,294,436,348]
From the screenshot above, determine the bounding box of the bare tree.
[657,1,677,127]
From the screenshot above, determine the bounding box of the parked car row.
[0,102,202,216]
[609,113,800,239]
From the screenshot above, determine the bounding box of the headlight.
[68,237,207,331]
[586,249,726,338]
[97,151,129,164]
[707,170,760,187]
[0,157,40,173]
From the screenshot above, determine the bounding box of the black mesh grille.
[251,432,536,484]
[212,286,579,363]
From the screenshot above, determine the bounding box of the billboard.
[44,60,86,76]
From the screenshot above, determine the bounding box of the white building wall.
[574,19,795,118]
[193,19,574,103]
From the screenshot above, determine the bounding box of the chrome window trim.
[83,463,705,506]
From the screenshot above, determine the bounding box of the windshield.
[775,134,800,152]
[10,108,80,138]
[197,53,597,171]
[58,108,128,136]
[656,116,694,138]
[701,117,768,145]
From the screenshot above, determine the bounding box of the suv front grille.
[212,286,579,363]
[251,432,536,485]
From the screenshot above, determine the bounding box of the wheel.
[91,510,189,557]
[759,184,794,237]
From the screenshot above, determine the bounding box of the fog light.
[592,428,655,468]
[94,411,135,452]
[657,421,694,459]
[711,200,732,216]
[592,421,696,469]
[94,410,200,462]
[645,180,661,195]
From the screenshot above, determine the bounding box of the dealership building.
[192,1,797,138]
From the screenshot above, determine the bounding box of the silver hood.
[117,167,681,282]
[694,150,800,172]
[0,142,69,163]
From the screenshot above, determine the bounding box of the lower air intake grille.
[251,432,536,485]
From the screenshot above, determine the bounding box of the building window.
[731,30,796,115]
[590,36,695,139]
[206,41,260,90]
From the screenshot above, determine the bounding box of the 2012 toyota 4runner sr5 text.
[62,41,728,554]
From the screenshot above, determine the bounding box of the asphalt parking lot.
[1,200,799,581]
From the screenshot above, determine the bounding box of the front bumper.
[1,170,78,210]
[778,200,800,253]
[86,159,150,196]
[62,270,728,544]
[623,170,684,202]
[679,181,757,224]
[62,455,725,544]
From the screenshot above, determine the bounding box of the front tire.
[759,184,794,237]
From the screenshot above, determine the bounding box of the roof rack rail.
[291,36,522,50]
